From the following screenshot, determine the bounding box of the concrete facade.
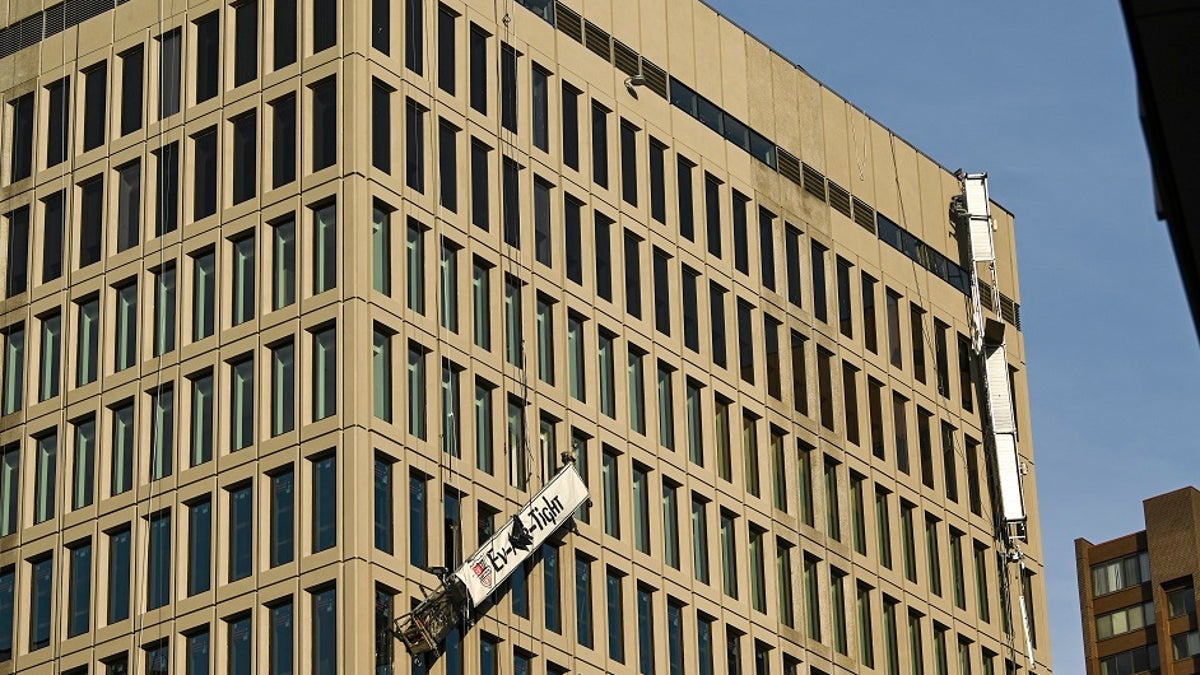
[0,0,1048,673]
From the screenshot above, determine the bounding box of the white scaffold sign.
[453,465,589,607]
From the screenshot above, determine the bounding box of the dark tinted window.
[272,94,296,187]
[232,112,257,204]
[469,25,487,113]
[188,497,212,595]
[313,0,336,52]
[406,98,426,192]
[532,65,550,151]
[372,80,391,172]
[620,120,638,206]
[42,192,64,283]
[270,469,294,566]
[438,5,456,94]
[193,127,217,220]
[195,13,219,103]
[154,142,179,235]
[116,160,141,251]
[119,46,143,135]
[312,77,337,171]
[229,484,253,580]
[234,0,258,85]
[159,29,181,118]
[471,139,490,230]
[405,0,423,74]
[46,77,69,167]
[313,454,337,551]
[147,511,171,609]
[501,44,518,132]
[83,63,107,151]
[562,83,580,170]
[9,95,33,181]
[274,0,297,68]
[4,208,28,297]
[439,119,459,211]
[80,176,104,267]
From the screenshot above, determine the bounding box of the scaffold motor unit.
[393,464,590,655]
[957,172,1036,672]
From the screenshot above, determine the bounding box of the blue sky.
[699,1,1200,673]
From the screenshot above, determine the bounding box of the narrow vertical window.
[637,585,654,674]
[312,326,337,421]
[504,276,523,368]
[269,599,295,674]
[272,217,296,309]
[189,371,214,466]
[231,356,255,450]
[607,569,625,663]
[114,279,138,371]
[405,0,424,74]
[439,120,459,211]
[371,81,391,173]
[470,139,490,230]
[271,340,295,436]
[749,526,766,612]
[742,415,760,497]
[628,348,646,435]
[501,44,518,133]
[108,526,131,622]
[564,194,584,284]
[312,78,337,172]
[592,102,610,187]
[154,142,179,236]
[231,233,255,325]
[737,300,755,384]
[502,158,521,248]
[67,540,91,637]
[116,159,141,252]
[682,266,700,352]
[312,454,337,551]
[602,448,620,538]
[408,343,427,439]
[313,0,337,52]
[372,0,390,53]
[406,98,427,192]
[710,283,727,368]
[29,556,53,650]
[311,586,337,675]
[149,383,174,480]
[595,213,613,301]
[534,177,553,266]
[409,471,428,568]
[232,111,257,204]
[228,614,252,675]
[372,205,392,294]
[272,94,297,187]
[41,192,64,283]
[824,458,841,541]
[110,401,135,495]
[373,328,393,421]
[3,209,28,299]
[234,0,258,86]
[912,304,927,383]
[46,77,70,167]
[632,465,650,553]
[119,46,143,136]
[193,127,218,220]
[72,418,96,509]
[562,83,580,170]
[677,157,695,240]
[442,362,462,458]
[0,566,14,660]
[536,296,555,385]
[274,0,297,68]
[837,257,853,337]
[798,442,815,526]
[190,249,215,340]
[648,139,667,223]
[532,65,551,153]
[229,484,253,580]
[152,264,176,356]
[720,510,738,599]
[705,174,722,258]
[625,231,642,318]
[887,289,903,368]
[469,25,487,113]
[195,13,220,103]
[9,95,33,181]
[732,192,749,274]
[620,120,639,206]
[79,177,104,267]
[159,29,182,118]
[598,330,616,417]
[692,496,709,583]
[759,208,776,289]
[804,555,821,642]
[851,473,867,554]
[37,311,61,401]
[811,241,828,323]
[843,361,859,445]
[686,381,703,466]
[83,63,108,151]
[877,489,893,569]
[147,510,172,609]
[474,380,494,474]
[374,457,394,552]
[657,365,675,450]
[816,347,834,431]
[714,397,731,481]
[313,202,337,294]
[187,496,212,595]
[472,259,491,349]
[1,326,24,415]
[863,273,878,353]
[777,541,795,627]
[75,298,99,386]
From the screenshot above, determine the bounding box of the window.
[596,213,614,301]
[712,396,732,481]
[9,94,33,181]
[843,361,859,444]
[1174,632,1200,661]
[637,585,655,674]
[974,542,991,622]
[147,510,171,609]
[31,430,56,524]
[46,77,69,168]
[908,612,925,675]
[269,468,294,567]
[886,289,903,368]
[0,566,12,660]
[632,464,651,554]
[471,139,491,230]
[228,484,253,580]
[926,516,943,595]
[107,525,132,623]
[193,127,217,220]
[882,598,900,675]
[410,471,428,568]
[473,259,491,349]
[83,63,107,151]
[234,0,258,85]
[621,120,639,206]
[311,201,337,294]
[732,192,750,274]
[195,13,220,103]
[1092,551,1150,595]
[312,78,337,172]
[269,598,294,674]
[655,364,676,450]
[711,282,727,368]
[749,526,767,613]
[935,320,951,396]
[676,266,700,354]
[106,401,134,496]
[3,209,29,300]
[406,99,429,193]
[1168,586,1196,618]
[313,0,336,52]
[405,0,424,73]
[877,488,893,569]
[312,326,337,420]
[232,112,256,204]
[311,586,337,675]
[375,587,396,672]
[721,510,738,599]
[564,313,586,401]
[149,383,174,480]
[36,311,60,402]
[34,195,62,286]
[29,555,52,650]
[532,65,550,151]
[437,5,457,93]
[607,569,625,662]
[66,539,92,637]
[231,233,255,325]
[187,497,211,595]
[742,414,760,497]
[535,296,555,384]
[543,544,562,633]
[501,44,518,132]
[504,276,523,368]
[563,83,581,170]
[114,160,142,252]
[1099,646,1159,675]
[959,334,975,411]
[831,568,848,655]
[272,94,296,187]
[804,555,821,641]
[475,381,494,474]
[860,272,879,352]
[442,362,464,458]
[816,347,834,431]
[313,454,337,551]
[77,176,103,267]
[150,143,180,236]
[651,248,673,336]
[534,177,553,266]
[438,121,461,212]
[623,231,643,320]
[158,28,182,118]
[602,447,620,538]
[593,102,610,187]
[943,423,959,501]
[231,356,255,450]
[894,393,910,473]
[469,25,487,113]
[628,347,646,435]
[274,0,297,67]
[1088,593,1153,637]
[149,265,177,357]
[808,243,830,330]
[911,304,927,383]
[901,501,917,582]
[933,624,949,675]
[698,614,715,675]
[598,329,616,417]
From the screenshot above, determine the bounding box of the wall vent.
[583,21,611,61]
[828,181,852,218]
[612,39,639,77]
[999,295,1017,325]
[777,151,802,186]
[979,282,995,311]
[555,3,582,42]
[852,197,875,233]
[802,163,826,200]
[640,59,667,98]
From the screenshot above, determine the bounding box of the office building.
[0,0,1049,673]
[1076,487,1200,675]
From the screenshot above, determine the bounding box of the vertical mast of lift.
[960,173,1035,671]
